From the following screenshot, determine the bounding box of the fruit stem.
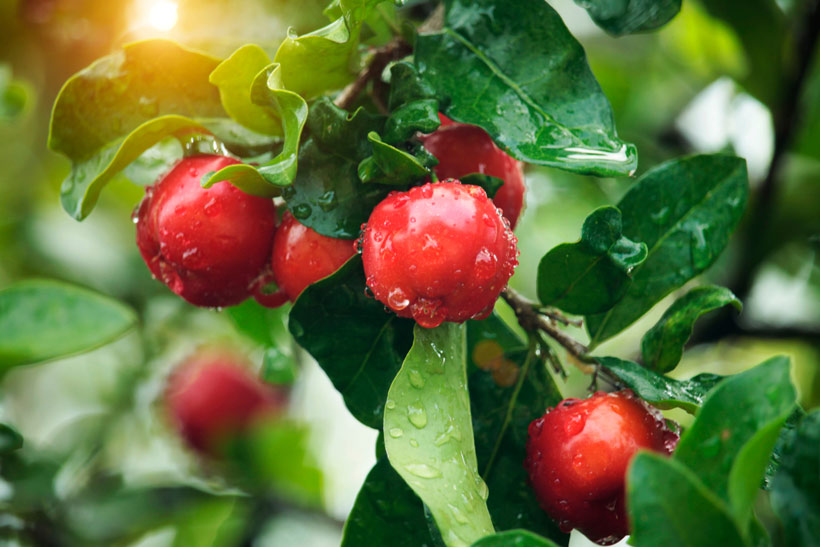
[501,287,591,362]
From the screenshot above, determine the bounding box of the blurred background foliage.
[0,0,818,545]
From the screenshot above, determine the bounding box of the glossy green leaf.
[641,285,741,373]
[0,64,30,122]
[273,0,386,99]
[627,453,748,547]
[307,97,385,161]
[208,44,282,136]
[0,424,23,455]
[0,280,137,370]
[467,315,567,543]
[538,206,647,315]
[586,155,748,346]
[358,132,431,185]
[283,139,399,238]
[771,410,820,547]
[388,61,438,110]
[289,257,414,428]
[384,98,441,144]
[384,323,495,547]
[415,0,637,176]
[47,39,275,219]
[202,63,308,196]
[596,356,723,413]
[471,530,561,547]
[575,0,682,36]
[460,174,503,199]
[763,407,805,489]
[674,356,796,529]
[342,458,433,547]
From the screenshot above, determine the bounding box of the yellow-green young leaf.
[641,285,741,373]
[47,39,276,219]
[209,45,283,136]
[627,453,748,547]
[575,0,682,36]
[202,64,308,197]
[0,280,137,370]
[384,323,495,547]
[674,356,796,531]
[415,0,637,176]
[0,64,31,122]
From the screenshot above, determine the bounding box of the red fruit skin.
[165,351,286,456]
[524,390,679,545]
[421,121,525,228]
[360,181,518,328]
[135,155,277,308]
[271,211,356,301]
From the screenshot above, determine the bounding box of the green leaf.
[289,257,414,428]
[282,139,399,238]
[596,356,723,413]
[202,63,308,197]
[0,280,137,370]
[273,0,386,99]
[467,315,567,542]
[471,530,561,547]
[0,64,30,122]
[307,97,385,161]
[384,99,441,144]
[384,323,495,547]
[388,61,438,111]
[208,44,283,136]
[627,453,748,547]
[415,0,637,177]
[460,174,503,200]
[771,410,820,547]
[358,132,431,185]
[47,39,275,219]
[674,356,796,530]
[261,347,297,385]
[575,0,682,36]
[0,424,23,454]
[586,155,749,346]
[342,458,433,547]
[641,285,742,373]
[537,206,647,315]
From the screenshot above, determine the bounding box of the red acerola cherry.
[165,350,287,456]
[269,211,356,302]
[135,155,277,308]
[421,118,525,228]
[360,181,518,328]
[524,390,679,545]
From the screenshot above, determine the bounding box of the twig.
[540,307,583,327]
[334,37,411,111]
[501,287,590,361]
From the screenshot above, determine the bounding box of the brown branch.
[334,37,411,111]
[501,287,590,361]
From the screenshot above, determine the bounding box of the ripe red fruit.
[135,155,277,308]
[524,390,679,544]
[421,117,525,228]
[269,211,356,303]
[360,181,518,328]
[165,351,286,456]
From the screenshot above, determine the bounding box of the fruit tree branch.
[334,37,411,111]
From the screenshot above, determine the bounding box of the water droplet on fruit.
[203,198,221,217]
[420,185,433,198]
[564,413,586,436]
[408,369,425,388]
[407,403,427,429]
[404,463,441,479]
[388,428,404,438]
[387,287,411,310]
[473,247,498,280]
[292,203,312,219]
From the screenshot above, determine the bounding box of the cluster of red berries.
[134,118,524,325]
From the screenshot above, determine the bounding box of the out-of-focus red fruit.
[359,181,518,328]
[135,155,277,308]
[268,211,356,303]
[421,118,525,228]
[524,390,679,545]
[165,351,287,456]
